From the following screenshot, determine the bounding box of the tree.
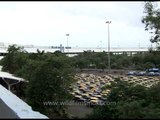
[142,2,160,47]
[87,78,160,119]
[23,53,75,118]
[1,45,27,74]
[106,78,147,103]
[117,100,160,119]
[97,62,106,71]
[0,45,75,118]
[87,102,118,119]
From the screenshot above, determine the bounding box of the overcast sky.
[0,1,157,48]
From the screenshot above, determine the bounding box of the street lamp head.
[106,21,111,24]
[66,34,69,36]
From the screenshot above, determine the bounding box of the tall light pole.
[66,34,69,52]
[106,20,111,73]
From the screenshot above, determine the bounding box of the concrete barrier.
[0,84,48,119]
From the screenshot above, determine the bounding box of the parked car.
[135,71,146,76]
[127,71,137,75]
[146,72,155,76]
[154,72,160,76]
[146,68,160,73]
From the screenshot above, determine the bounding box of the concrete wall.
[0,84,48,119]
[0,99,20,118]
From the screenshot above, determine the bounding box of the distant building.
[59,44,64,53]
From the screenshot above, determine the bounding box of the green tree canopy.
[142,1,160,48]
[87,78,160,119]
[0,45,75,118]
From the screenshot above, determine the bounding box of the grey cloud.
[54,2,146,28]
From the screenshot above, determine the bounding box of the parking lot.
[69,73,160,107]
